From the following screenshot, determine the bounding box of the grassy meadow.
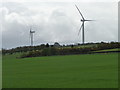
[93,48,119,52]
[2,53,118,88]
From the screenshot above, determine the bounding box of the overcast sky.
[0,0,118,49]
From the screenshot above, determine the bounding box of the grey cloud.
[2,2,28,14]
[1,2,118,49]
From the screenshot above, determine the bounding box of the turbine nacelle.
[30,30,35,33]
[81,19,93,22]
[81,19,84,22]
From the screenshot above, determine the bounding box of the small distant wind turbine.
[29,27,35,46]
[75,5,94,44]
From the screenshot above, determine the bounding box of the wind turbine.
[30,27,35,46]
[75,5,93,44]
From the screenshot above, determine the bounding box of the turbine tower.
[30,27,35,46]
[75,5,93,44]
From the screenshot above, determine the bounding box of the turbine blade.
[78,23,83,36]
[75,5,84,20]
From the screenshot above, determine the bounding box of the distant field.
[62,44,97,49]
[93,48,119,52]
[2,53,118,88]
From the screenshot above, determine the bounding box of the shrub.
[20,50,42,58]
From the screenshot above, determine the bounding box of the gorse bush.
[21,48,59,58]
[21,50,42,58]
[20,47,95,58]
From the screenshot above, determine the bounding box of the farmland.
[2,53,118,88]
[93,48,119,52]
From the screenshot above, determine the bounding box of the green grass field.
[62,44,97,49]
[2,53,118,88]
[93,48,119,52]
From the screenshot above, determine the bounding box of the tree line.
[2,42,119,57]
